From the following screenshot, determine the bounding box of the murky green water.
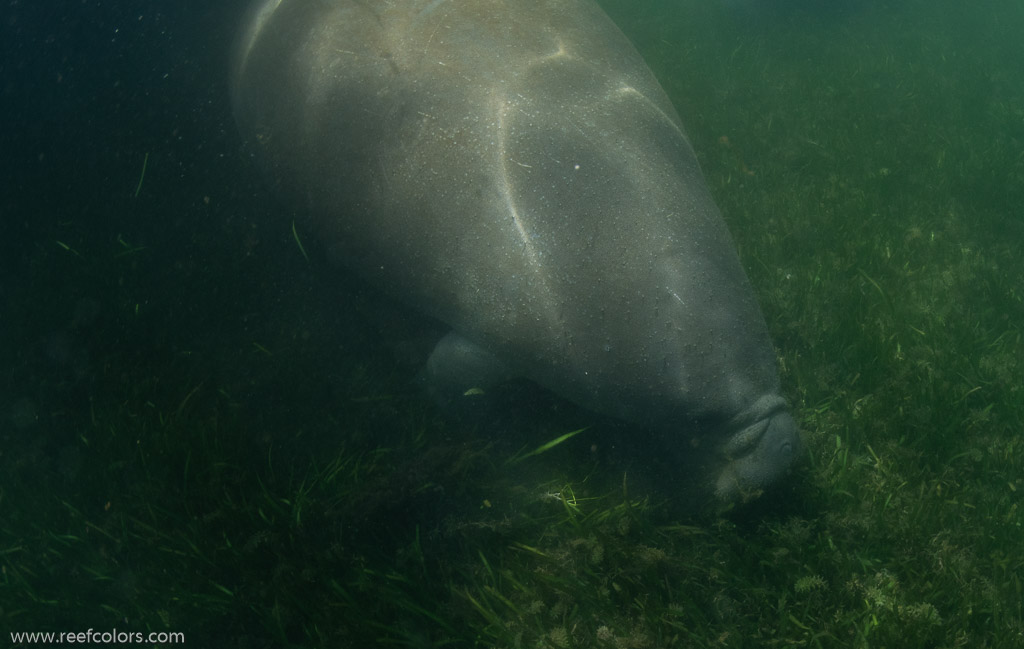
[2,0,1021,645]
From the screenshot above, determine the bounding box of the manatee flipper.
[422,332,515,406]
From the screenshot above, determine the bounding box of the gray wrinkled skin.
[232,0,800,501]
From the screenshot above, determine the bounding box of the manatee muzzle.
[714,396,800,501]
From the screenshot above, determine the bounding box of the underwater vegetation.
[2,0,1022,646]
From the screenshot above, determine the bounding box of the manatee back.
[233,0,794,480]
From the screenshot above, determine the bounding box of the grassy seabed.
[2,0,1023,646]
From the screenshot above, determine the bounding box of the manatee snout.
[714,407,800,501]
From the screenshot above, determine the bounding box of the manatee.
[232,0,800,501]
